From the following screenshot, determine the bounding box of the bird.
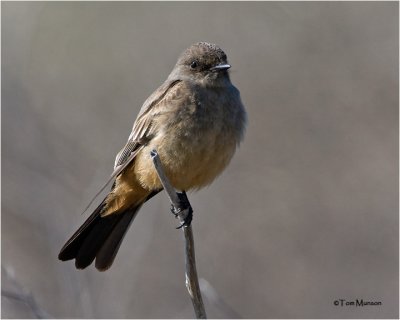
[58,42,247,271]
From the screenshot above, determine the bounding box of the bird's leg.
[170,191,193,228]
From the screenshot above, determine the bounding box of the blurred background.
[1,2,398,319]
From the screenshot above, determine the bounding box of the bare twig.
[1,266,50,319]
[151,150,207,319]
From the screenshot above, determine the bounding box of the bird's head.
[170,42,231,86]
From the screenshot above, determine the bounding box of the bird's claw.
[175,206,193,229]
[170,191,193,228]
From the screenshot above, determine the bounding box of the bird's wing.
[82,79,182,214]
[113,78,182,169]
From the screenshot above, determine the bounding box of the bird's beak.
[210,63,231,72]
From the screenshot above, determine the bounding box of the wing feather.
[81,79,182,214]
[113,79,182,169]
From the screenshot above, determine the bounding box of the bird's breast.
[132,85,245,191]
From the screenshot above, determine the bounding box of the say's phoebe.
[58,42,247,271]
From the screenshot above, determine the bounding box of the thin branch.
[1,266,50,319]
[151,150,207,319]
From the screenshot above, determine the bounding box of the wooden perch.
[151,150,207,319]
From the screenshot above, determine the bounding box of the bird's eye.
[190,61,198,69]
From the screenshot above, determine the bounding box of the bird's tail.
[58,199,142,271]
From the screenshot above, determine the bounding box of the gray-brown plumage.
[58,42,247,271]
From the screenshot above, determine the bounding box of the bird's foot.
[170,191,193,228]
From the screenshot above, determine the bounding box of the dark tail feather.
[58,200,107,262]
[95,207,140,271]
[75,206,140,270]
[58,190,162,271]
[58,200,141,271]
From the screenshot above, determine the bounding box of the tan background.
[2,2,398,318]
